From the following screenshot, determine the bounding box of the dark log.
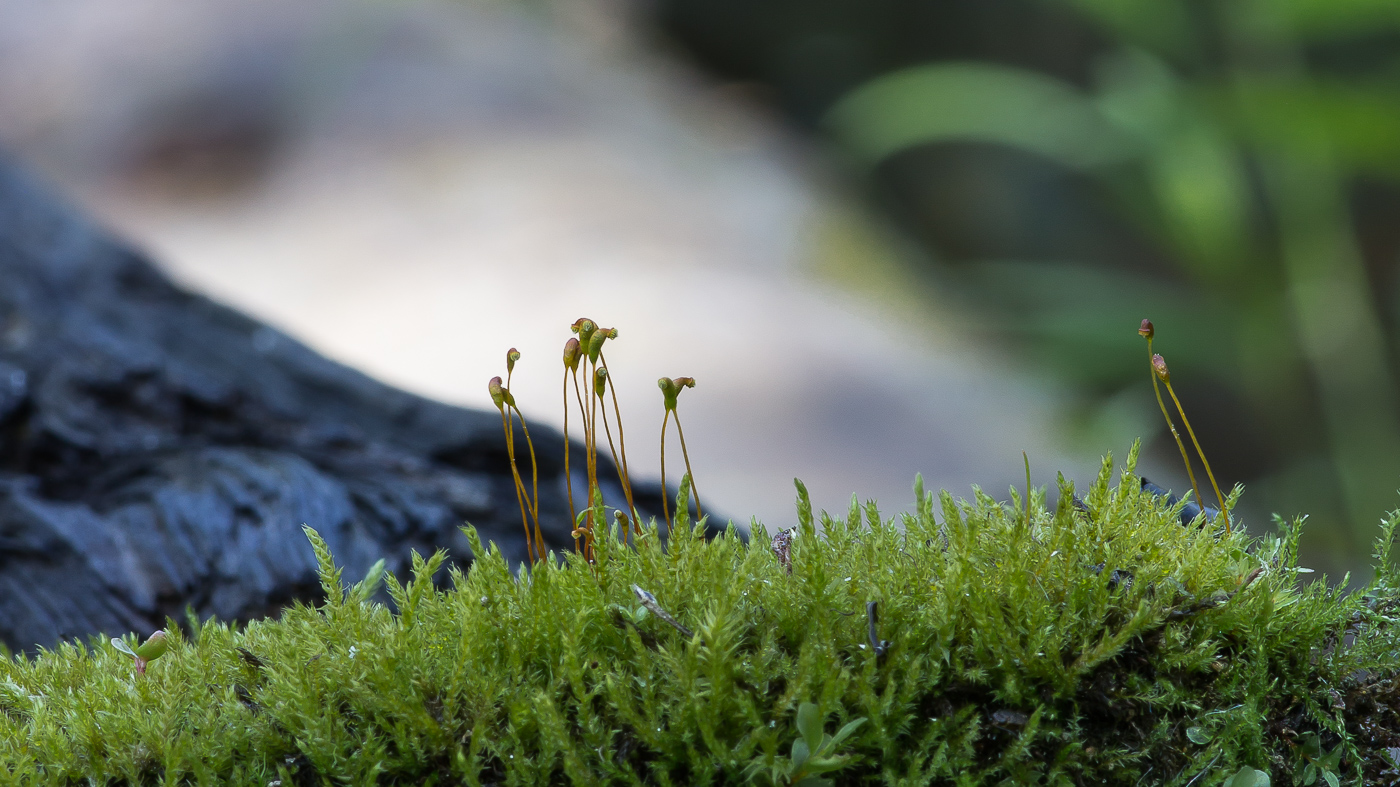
[0,159,696,653]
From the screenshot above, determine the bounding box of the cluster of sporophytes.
[7,319,1400,785]
[487,317,701,564]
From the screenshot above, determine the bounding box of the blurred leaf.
[1222,79,1400,176]
[1093,48,1182,143]
[1271,0,1400,39]
[962,260,1227,386]
[1145,122,1254,277]
[825,62,1138,169]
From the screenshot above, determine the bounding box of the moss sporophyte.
[9,318,1400,784]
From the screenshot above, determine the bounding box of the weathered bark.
[0,159,686,653]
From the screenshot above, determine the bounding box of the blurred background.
[1,0,1396,575]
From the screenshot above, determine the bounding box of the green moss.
[3,444,1399,785]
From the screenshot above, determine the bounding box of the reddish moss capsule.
[1152,354,1171,383]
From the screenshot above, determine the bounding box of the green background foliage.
[823,0,1400,568]
[656,0,1400,573]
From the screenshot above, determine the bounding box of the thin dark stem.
[598,402,624,544]
[1164,380,1229,531]
[572,367,593,557]
[563,370,576,548]
[1148,338,1203,513]
[588,362,600,493]
[600,353,639,530]
[674,413,702,522]
[513,406,544,558]
[500,408,534,563]
[572,367,592,490]
[660,409,671,533]
[587,361,601,555]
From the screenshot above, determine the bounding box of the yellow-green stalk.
[1153,352,1229,531]
[1140,319,1204,516]
[490,375,536,563]
[658,376,701,531]
[562,337,581,548]
[600,352,640,532]
[505,349,543,557]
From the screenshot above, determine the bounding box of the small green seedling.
[1224,766,1271,787]
[1295,731,1344,787]
[745,702,867,786]
[110,630,168,677]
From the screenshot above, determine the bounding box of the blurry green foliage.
[823,0,1400,564]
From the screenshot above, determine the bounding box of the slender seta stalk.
[572,319,600,557]
[496,321,702,560]
[510,400,544,559]
[659,404,672,530]
[562,337,581,547]
[658,376,701,531]
[673,390,701,523]
[505,349,544,558]
[594,366,627,543]
[489,375,537,563]
[1154,352,1229,531]
[600,352,640,532]
[1140,320,1204,516]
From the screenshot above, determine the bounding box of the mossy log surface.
[3,450,1400,785]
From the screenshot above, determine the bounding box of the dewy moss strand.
[4,444,1400,783]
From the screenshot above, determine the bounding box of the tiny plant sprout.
[614,508,636,538]
[1141,321,1204,520]
[1154,352,1228,529]
[111,630,168,676]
